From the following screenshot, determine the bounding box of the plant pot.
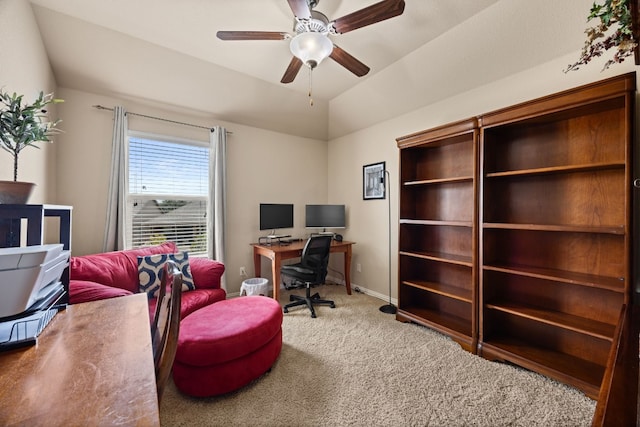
[0,181,35,204]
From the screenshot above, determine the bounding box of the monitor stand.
[258,234,292,246]
[266,234,291,239]
[312,230,335,237]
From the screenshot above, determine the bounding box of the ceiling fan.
[216,0,406,85]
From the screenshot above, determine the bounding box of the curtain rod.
[92,104,232,134]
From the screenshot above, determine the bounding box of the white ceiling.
[28,0,593,140]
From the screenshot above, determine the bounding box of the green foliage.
[189,232,207,253]
[0,90,64,181]
[565,0,638,72]
[149,234,168,246]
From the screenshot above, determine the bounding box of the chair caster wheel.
[311,313,317,318]
[283,308,289,313]
[330,303,335,308]
[289,295,295,301]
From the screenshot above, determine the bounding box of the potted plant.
[565,0,638,72]
[0,90,63,204]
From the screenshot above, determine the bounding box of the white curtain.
[209,126,227,290]
[103,106,128,252]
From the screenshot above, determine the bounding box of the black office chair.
[281,235,335,318]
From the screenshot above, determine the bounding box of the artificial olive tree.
[0,90,63,181]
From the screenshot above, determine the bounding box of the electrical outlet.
[240,266,247,277]
[356,263,362,273]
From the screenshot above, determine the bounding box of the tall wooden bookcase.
[395,73,635,399]
[478,74,634,399]
[396,118,479,353]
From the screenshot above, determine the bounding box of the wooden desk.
[0,293,160,426]
[252,240,354,301]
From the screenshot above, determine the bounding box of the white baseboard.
[325,274,397,306]
[229,275,398,307]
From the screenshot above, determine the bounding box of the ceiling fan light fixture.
[289,32,333,69]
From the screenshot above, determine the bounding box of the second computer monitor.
[305,204,346,233]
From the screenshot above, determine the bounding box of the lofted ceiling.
[28,0,593,140]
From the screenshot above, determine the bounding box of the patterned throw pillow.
[138,251,195,298]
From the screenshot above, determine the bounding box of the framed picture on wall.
[363,161,385,200]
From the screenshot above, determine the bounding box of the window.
[126,132,209,256]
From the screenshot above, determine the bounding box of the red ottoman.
[172,296,283,397]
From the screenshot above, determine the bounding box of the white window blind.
[126,134,209,256]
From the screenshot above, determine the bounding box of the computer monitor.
[305,204,346,233]
[259,203,294,235]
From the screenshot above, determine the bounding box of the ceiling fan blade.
[287,0,311,19]
[216,31,289,41]
[281,57,304,83]
[330,45,370,77]
[331,0,405,34]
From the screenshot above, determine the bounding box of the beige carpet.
[160,284,595,426]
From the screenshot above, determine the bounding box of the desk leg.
[252,247,281,302]
[272,254,281,302]
[253,249,262,278]
[344,245,352,295]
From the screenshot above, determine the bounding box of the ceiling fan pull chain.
[308,66,314,107]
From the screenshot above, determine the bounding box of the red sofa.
[69,242,283,397]
[68,241,226,319]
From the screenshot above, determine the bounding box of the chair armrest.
[189,257,225,289]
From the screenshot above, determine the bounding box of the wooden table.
[0,293,160,426]
[252,240,354,301]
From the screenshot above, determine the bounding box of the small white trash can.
[240,277,270,296]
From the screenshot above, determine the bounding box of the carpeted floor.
[160,284,595,426]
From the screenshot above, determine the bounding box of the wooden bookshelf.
[396,118,479,353]
[394,73,636,403]
[478,73,634,399]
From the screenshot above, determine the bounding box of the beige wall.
[328,53,639,302]
[4,0,639,302]
[0,0,57,203]
[55,87,327,294]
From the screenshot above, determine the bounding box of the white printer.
[0,244,70,319]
